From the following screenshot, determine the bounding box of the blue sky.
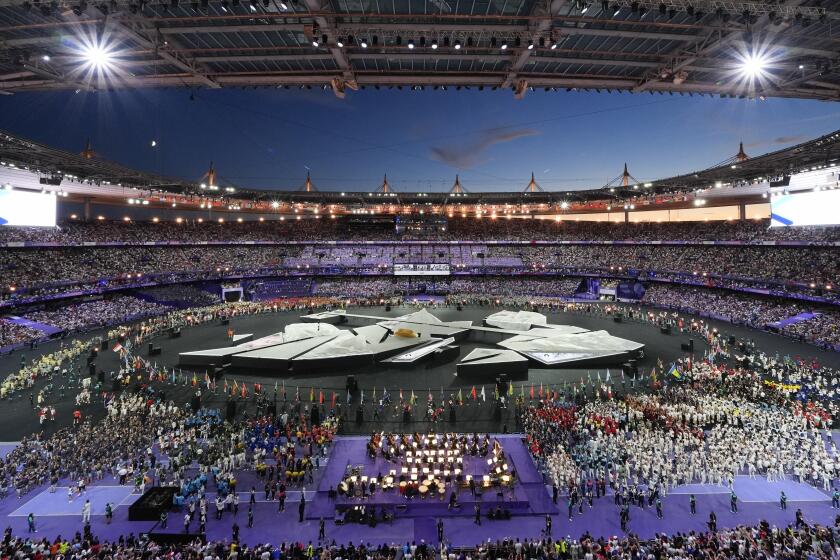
[0,87,838,192]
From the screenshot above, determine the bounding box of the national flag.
[254,383,261,394]
[224,379,229,393]
[319,390,324,405]
[205,373,211,390]
[539,383,543,398]
[310,386,315,402]
[241,383,246,399]
[295,386,300,402]
[480,385,486,402]
[530,384,534,399]
[470,386,477,400]
[410,389,416,406]
[191,373,197,387]
[331,391,337,408]
[667,362,681,380]
[508,381,514,396]
[457,388,463,404]
[112,342,123,353]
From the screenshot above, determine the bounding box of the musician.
[448,490,458,509]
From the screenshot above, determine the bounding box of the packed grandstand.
[1,216,839,351]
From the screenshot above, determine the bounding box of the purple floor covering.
[1,436,839,548]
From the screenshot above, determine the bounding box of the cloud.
[430,128,540,169]
[745,134,807,149]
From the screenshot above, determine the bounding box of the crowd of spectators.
[0,523,838,560]
[0,536,408,560]
[136,285,220,307]
[314,278,401,298]
[641,285,840,348]
[3,218,840,244]
[0,320,44,349]
[459,524,840,560]
[24,296,173,333]
[448,278,583,297]
[781,313,840,350]
[1,243,835,301]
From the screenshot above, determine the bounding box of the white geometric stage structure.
[484,310,550,331]
[457,348,529,376]
[497,329,644,366]
[178,309,644,375]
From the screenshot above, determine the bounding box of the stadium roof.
[0,0,838,99]
[1,126,839,207]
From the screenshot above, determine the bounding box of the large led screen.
[393,263,451,276]
[770,189,840,227]
[0,189,57,227]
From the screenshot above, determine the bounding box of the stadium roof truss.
[0,0,838,99]
[1,127,838,203]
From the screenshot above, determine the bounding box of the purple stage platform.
[307,435,556,519]
[0,435,838,548]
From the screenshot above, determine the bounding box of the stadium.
[1,1,840,555]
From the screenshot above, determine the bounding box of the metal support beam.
[337,22,699,43]
[110,13,221,88]
[301,0,355,97]
[501,0,568,92]
[158,23,303,34]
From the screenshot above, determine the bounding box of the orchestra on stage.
[336,433,516,502]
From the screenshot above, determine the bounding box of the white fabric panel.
[485,310,548,331]
[303,330,370,358]
[284,322,341,340]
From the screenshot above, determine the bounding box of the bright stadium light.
[740,52,767,77]
[83,44,113,69]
